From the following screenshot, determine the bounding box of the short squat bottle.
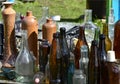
[15,30,35,83]
[73,70,86,84]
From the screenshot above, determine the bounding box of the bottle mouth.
[2,2,14,5]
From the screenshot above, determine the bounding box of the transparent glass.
[83,9,97,48]
[79,45,89,84]
[73,70,86,84]
[15,30,35,83]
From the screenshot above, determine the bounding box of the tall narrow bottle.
[113,20,120,59]
[15,30,35,83]
[103,22,112,51]
[83,9,97,48]
[88,40,99,84]
[49,32,61,84]
[59,27,70,84]
[74,26,88,69]
[106,50,120,84]
[98,34,109,84]
[79,45,89,84]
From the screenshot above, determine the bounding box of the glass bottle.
[103,22,112,51]
[98,34,109,84]
[83,9,97,48]
[88,40,99,84]
[108,8,115,44]
[15,30,35,83]
[49,32,61,84]
[39,39,50,74]
[79,45,89,84]
[68,52,75,84]
[74,26,88,69]
[73,69,86,84]
[113,20,120,59]
[59,27,70,84]
[38,6,49,29]
[107,50,120,84]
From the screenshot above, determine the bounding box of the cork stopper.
[107,50,116,62]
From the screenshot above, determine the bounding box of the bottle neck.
[84,9,92,23]
[42,7,49,18]
[99,38,106,52]
[103,23,109,37]
[94,28,100,43]
[80,45,89,59]
[78,26,86,40]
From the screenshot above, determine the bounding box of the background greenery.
[1,0,86,22]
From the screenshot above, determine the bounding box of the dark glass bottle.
[98,34,109,84]
[49,32,61,84]
[103,23,112,51]
[107,50,120,84]
[74,26,88,69]
[59,27,70,84]
[88,40,99,84]
[113,20,120,59]
[39,39,50,74]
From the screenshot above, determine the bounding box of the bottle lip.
[107,50,116,62]
[2,2,14,5]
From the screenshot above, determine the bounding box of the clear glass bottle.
[15,30,35,83]
[73,69,86,84]
[38,6,49,29]
[83,9,97,48]
[79,45,89,84]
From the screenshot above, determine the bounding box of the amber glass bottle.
[49,32,61,84]
[107,50,120,84]
[98,34,109,84]
[113,20,120,59]
[59,27,70,84]
[88,40,99,84]
[74,26,88,69]
[103,23,112,51]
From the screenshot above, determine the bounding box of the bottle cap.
[52,15,61,21]
[107,50,116,62]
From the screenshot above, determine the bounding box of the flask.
[98,34,109,84]
[49,32,61,84]
[103,22,112,51]
[86,0,107,19]
[113,20,120,59]
[73,69,86,84]
[79,45,89,84]
[59,27,70,84]
[88,40,99,84]
[83,9,97,48]
[15,30,35,83]
[38,7,49,29]
[42,18,57,44]
[2,2,17,67]
[107,50,120,84]
[108,8,115,44]
[21,11,38,65]
[74,26,88,69]
[39,39,50,74]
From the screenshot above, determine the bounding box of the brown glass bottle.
[88,40,100,84]
[59,27,70,84]
[39,39,50,74]
[42,18,57,44]
[103,23,112,51]
[98,34,109,84]
[113,20,120,59]
[74,26,88,69]
[49,32,61,84]
[107,51,120,84]
[86,0,106,19]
